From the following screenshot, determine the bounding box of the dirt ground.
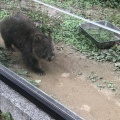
[0,33,120,120]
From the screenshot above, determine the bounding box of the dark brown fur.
[0,13,54,75]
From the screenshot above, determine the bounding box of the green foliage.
[17,69,30,77]
[0,11,11,20]
[40,0,120,28]
[41,0,120,9]
[87,45,120,63]
[0,110,14,120]
[107,13,120,28]
[114,62,120,71]
[88,72,116,91]
[0,46,17,67]
[99,0,120,8]
[28,79,39,87]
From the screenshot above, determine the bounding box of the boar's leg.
[22,51,45,75]
[1,34,14,51]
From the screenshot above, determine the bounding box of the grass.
[0,46,17,67]
[41,0,120,8]
[40,0,120,28]
[0,11,11,20]
[88,72,116,91]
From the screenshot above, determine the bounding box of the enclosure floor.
[0,33,120,120]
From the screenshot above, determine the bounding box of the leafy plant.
[114,62,120,71]
[87,46,120,62]
[17,69,30,77]
[0,46,17,67]
[0,11,11,20]
[99,0,120,8]
[28,79,39,87]
[0,110,14,120]
[88,72,116,91]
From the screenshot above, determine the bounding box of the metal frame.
[0,64,83,120]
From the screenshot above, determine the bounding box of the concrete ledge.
[0,81,54,120]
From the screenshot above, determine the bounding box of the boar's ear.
[33,33,42,42]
